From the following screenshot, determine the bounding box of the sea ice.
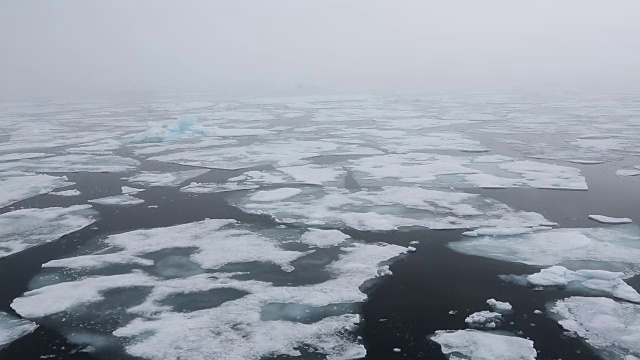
[497,160,588,190]
[0,311,38,349]
[299,229,350,248]
[487,299,513,313]
[89,195,144,206]
[589,215,633,224]
[127,169,209,187]
[430,329,537,360]
[510,266,640,302]
[0,172,72,208]
[0,154,139,173]
[180,182,260,193]
[50,189,81,196]
[450,225,640,275]
[121,186,145,194]
[616,168,640,177]
[465,311,503,329]
[276,164,345,185]
[0,205,97,259]
[549,296,640,360]
[249,188,303,202]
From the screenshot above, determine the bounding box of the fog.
[1,0,639,98]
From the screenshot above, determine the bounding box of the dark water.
[0,154,638,360]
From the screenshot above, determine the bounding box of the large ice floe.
[449,225,640,275]
[89,195,145,206]
[549,297,640,360]
[430,329,537,360]
[0,171,72,208]
[0,311,38,349]
[0,154,139,173]
[502,266,640,303]
[230,185,555,231]
[0,205,97,259]
[12,219,408,359]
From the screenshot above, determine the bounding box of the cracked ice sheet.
[148,140,343,170]
[0,205,97,259]
[0,171,72,208]
[506,266,640,303]
[230,186,555,231]
[126,169,209,187]
[450,225,640,276]
[0,311,38,349]
[12,220,407,360]
[0,154,139,173]
[549,297,640,360]
[430,329,537,360]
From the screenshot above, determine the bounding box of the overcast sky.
[1,0,639,98]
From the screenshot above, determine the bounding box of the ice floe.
[300,229,350,248]
[487,299,513,313]
[89,195,144,206]
[13,219,408,359]
[450,225,640,275]
[549,296,640,360]
[0,154,139,173]
[589,215,633,224]
[0,205,96,258]
[505,266,640,303]
[50,189,81,196]
[232,186,555,231]
[121,186,145,194]
[616,168,640,177]
[465,311,503,329]
[126,169,209,187]
[0,172,72,207]
[0,311,38,349]
[180,182,260,193]
[249,188,303,202]
[430,329,537,360]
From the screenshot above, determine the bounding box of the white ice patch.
[0,205,96,258]
[496,160,587,190]
[300,229,350,248]
[13,219,408,360]
[0,154,139,173]
[249,188,303,202]
[277,164,345,185]
[89,195,144,206]
[430,329,537,360]
[463,227,549,237]
[232,186,555,231]
[127,169,209,187]
[473,155,514,163]
[465,311,503,329]
[121,186,145,194]
[549,296,640,360]
[180,182,259,193]
[50,189,81,196]
[0,152,50,162]
[515,266,640,303]
[0,311,38,349]
[0,172,72,207]
[589,215,633,224]
[487,299,513,313]
[616,168,640,177]
[450,225,640,275]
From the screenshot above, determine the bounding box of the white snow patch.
[487,299,513,313]
[430,329,537,360]
[89,195,144,206]
[0,311,38,349]
[0,172,72,208]
[300,229,349,248]
[121,186,145,194]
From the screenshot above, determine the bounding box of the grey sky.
[1,0,639,98]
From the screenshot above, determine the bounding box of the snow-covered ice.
[487,298,513,313]
[249,188,303,202]
[50,189,81,196]
[549,296,640,360]
[299,229,350,248]
[180,182,260,193]
[127,169,209,187]
[89,195,144,206]
[0,205,97,258]
[0,311,38,349]
[430,329,537,360]
[589,215,633,224]
[0,172,72,207]
[465,311,503,329]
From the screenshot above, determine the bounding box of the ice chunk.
[616,168,640,177]
[465,311,503,329]
[300,229,349,248]
[487,299,513,313]
[589,215,633,224]
[463,227,545,237]
[0,171,72,208]
[430,329,537,360]
[127,169,209,187]
[249,188,303,202]
[0,311,38,349]
[180,182,259,193]
[0,154,139,173]
[277,164,345,185]
[520,266,640,302]
[50,189,81,196]
[89,194,144,206]
[498,160,588,190]
[450,226,640,275]
[121,186,145,194]
[0,205,96,259]
[549,297,640,360]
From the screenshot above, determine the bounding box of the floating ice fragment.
[589,215,633,224]
[549,297,640,360]
[300,229,349,248]
[89,195,144,206]
[121,186,145,194]
[249,188,303,202]
[487,299,513,313]
[430,329,537,360]
[180,182,259,193]
[0,311,38,349]
[465,311,503,329]
[0,172,72,208]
